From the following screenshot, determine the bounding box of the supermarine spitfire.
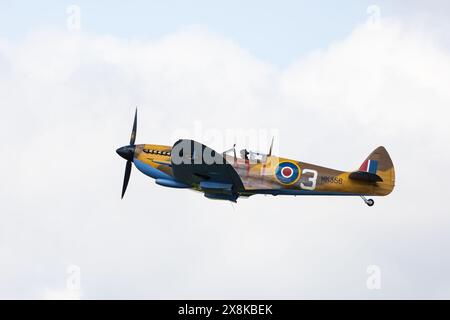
[116,110,395,206]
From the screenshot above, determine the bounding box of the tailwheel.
[360,195,375,207]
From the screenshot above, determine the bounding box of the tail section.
[355,146,395,196]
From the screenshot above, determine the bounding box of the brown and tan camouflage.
[132,143,395,199]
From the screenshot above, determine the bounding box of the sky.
[1,1,450,299]
[0,0,395,66]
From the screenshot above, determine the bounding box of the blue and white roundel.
[275,162,300,185]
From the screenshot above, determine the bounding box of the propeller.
[116,108,137,199]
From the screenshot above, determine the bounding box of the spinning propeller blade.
[121,160,132,199]
[130,108,137,146]
[116,108,138,199]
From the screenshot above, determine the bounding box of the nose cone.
[116,145,135,161]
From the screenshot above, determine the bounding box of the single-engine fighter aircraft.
[116,110,395,206]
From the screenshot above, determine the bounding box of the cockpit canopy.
[223,146,269,164]
[240,149,267,162]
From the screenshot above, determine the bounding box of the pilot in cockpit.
[240,149,249,160]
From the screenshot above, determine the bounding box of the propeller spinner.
[116,108,137,199]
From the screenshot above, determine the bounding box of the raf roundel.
[275,162,301,185]
[281,167,293,178]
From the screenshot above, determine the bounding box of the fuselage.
[130,144,394,197]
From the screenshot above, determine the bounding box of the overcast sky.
[1,1,450,299]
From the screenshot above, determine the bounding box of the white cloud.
[1,18,450,299]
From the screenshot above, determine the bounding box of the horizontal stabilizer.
[349,171,383,183]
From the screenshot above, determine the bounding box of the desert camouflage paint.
[132,143,395,197]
